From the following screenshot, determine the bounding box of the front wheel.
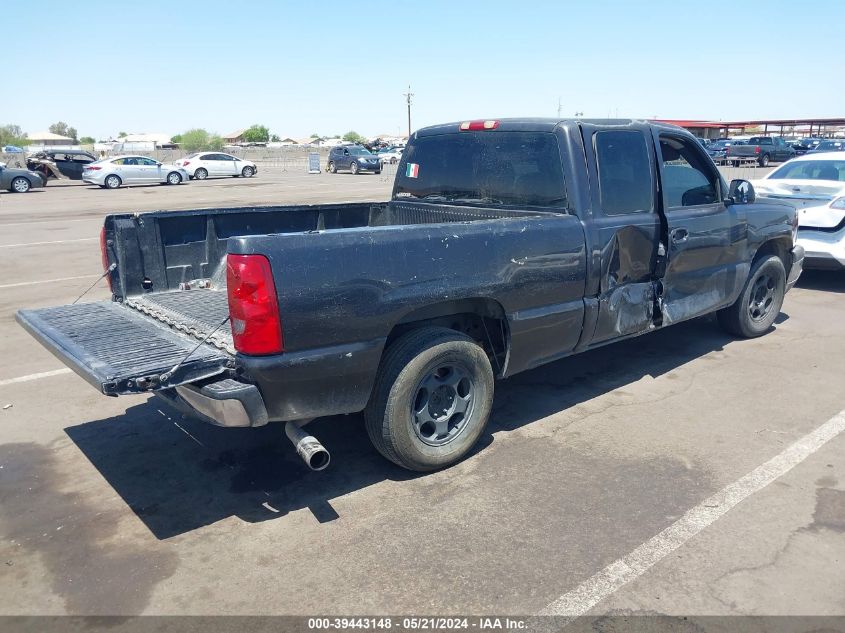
[364,327,494,472]
[350,161,359,175]
[10,177,31,193]
[717,254,786,338]
[241,165,255,177]
[166,171,182,185]
[328,161,336,173]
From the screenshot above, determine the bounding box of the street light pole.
[403,85,414,138]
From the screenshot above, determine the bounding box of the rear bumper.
[165,379,269,427]
[787,244,805,290]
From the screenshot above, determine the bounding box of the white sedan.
[174,152,257,180]
[376,147,404,165]
[82,156,189,189]
[753,152,845,270]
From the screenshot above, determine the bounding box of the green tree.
[0,124,28,147]
[118,131,128,138]
[242,124,270,143]
[179,129,211,152]
[310,133,321,138]
[170,134,183,144]
[342,131,366,144]
[208,134,224,150]
[79,136,96,145]
[270,134,280,142]
[48,121,78,141]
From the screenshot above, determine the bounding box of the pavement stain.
[811,488,845,533]
[0,442,178,614]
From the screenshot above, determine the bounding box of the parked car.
[17,118,803,473]
[82,155,189,189]
[26,149,98,181]
[793,138,823,155]
[376,146,404,165]
[752,153,845,270]
[726,136,795,167]
[707,139,741,161]
[807,139,845,154]
[0,163,45,193]
[327,145,382,174]
[173,152,257,180]
[2,145,24,153]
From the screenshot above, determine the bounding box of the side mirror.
[727,179,756,204]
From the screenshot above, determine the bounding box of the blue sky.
[5,0,844,140]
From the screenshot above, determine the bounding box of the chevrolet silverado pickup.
[727,136,796,167]
[18,119,804,472]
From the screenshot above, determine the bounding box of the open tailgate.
[16,301,230,395]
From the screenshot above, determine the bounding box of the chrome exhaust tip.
[284,422,331,471]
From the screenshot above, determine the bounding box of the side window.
[594,130,653,215]
[112,158,124,165]
[659,136,720,208]
[139,158,157,166]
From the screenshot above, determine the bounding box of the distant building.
[26,131,76,149]
[223,129,247,144]
[121,132,172,147]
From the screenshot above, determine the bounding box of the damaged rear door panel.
[578,124,662,344]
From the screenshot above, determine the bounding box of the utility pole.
[557,97,562,118]
[403,85,414,138]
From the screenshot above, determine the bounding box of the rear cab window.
[594,130,653,215]
[394,131,567,208]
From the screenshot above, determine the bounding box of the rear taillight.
[86,165,101,170]
[182,160,190,166]
[460,120,499,131]
[99,227,113,291]
[755,146,761,154]
[226,254,283,355]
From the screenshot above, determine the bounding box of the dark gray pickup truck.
[18,119,804,472]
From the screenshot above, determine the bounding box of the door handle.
[671,228,689,243]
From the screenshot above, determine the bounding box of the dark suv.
[327,145,381,175]
[26,149,98,181]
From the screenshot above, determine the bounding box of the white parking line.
[0,368,72,388]
[0,237,98,249]
[539,409,845,618]
[0,274,99,290]
[0,217,98,228]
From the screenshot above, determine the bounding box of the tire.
[194,168,208,180]
[166,171,182,185]
[241,166,255,177]
[328,161,336,174]
[10,177,31,193]
[375,170,381,175]
[759,153,770,167]
[390,157,398,164]
[350,161,359,175]
[104,174,121,189]
[364,327,495,472]
[717,254,786,338]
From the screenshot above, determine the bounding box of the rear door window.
[394,131,566,208]
[594,130,653,214]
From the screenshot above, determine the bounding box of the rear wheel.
[350,161,359,175]
[10,177,30,193]
[104,174,121,189]
[390,157,398,164]
[759,153,770,167]
[717,254,786,338]
[166,171,182,185]
[194,168,208,180]
[241,165,255,177]
[364,327,494,472]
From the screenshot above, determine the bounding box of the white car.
[752,152,845,270]
[174,152,257,180]
[82,155,189,189]
[376,147,404,165]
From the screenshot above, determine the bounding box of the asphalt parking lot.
[0,169,843,620]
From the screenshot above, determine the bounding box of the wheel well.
[754,238,790,271]
[387,299,509,375]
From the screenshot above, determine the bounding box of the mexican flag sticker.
[406,163,420,178]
